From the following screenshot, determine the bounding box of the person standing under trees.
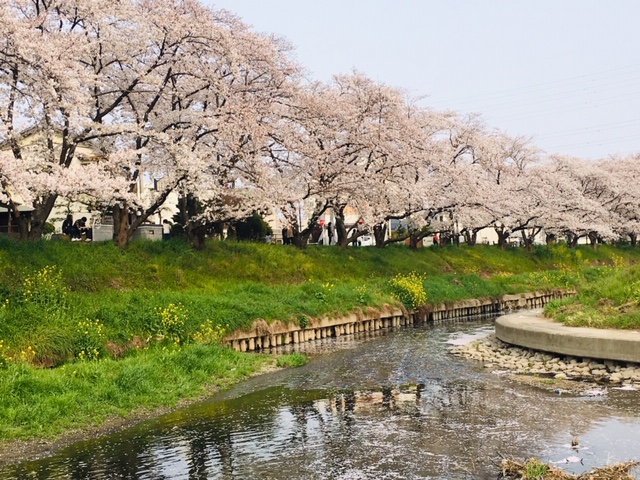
[327,222,333,245]
[282,227,289,245]
[433,234,439,246]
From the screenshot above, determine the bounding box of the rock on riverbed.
[450,334,640,388]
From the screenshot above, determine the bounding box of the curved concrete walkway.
[495,309,640,363]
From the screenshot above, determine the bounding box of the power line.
[533,119,640,141]
[428,63,640,109]
[425,63,640,158]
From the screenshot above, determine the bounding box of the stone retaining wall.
[224,290,574,352]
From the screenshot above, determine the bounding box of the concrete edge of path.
[495,309,640,363]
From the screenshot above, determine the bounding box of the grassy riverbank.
[546,262,640,329]
[0,237,638,444]
[0,343,269,440]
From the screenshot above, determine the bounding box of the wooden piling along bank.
[224,290,574,352]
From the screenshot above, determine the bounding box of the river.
[1,318,639,479]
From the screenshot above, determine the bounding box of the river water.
[2,318,639,479]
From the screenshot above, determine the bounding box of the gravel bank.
[450,334,640,388]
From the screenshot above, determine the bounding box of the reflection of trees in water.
[4,433,173,479]
[287,399,325,446]
[428,379,483,410]
[3,376,624,480]
[414,380,506,461]
[184,427,234,479]
[382,386,393,409]
[187,433,210,480]
[102,441,155,480]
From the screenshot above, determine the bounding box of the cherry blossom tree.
[467,131,545,249]
[0,0,137,238]
[350,105,457,249]
[539,156,614,247]
[600,155,640,246]
[0,0,298,247]
[260,73,425,248]
[111,4,298,249]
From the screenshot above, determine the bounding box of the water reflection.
[2,320,639,479]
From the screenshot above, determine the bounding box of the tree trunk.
[588,231,598,249]
[566,232,579,248]
[27,195,58,240]
[335,213,349,248]
[15,213,30,240]
[494,227,510,249]
[545,233,556,245]
[373,223,387,248]
[187,224,207,250]
[291,230,311,249]
[184,195,207,250]
[10,193,58,241]
[520,228,540,251]
[409,233,420,250]
[112,203,131,248]
[630,232,637,247]
[463,230,477,246]
[521,232,534,251]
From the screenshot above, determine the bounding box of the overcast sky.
[204,1,640,160]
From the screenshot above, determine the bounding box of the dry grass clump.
[581,462,640,480]
[499,458,639,479]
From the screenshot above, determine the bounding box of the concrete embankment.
[495,310,640,364]
[224,290,573,352]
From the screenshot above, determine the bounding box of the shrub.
[3,344,37,364]
[43,221,55,235]
[355,285,368,304]
[625,280,640,304]
[389,272,427,309]
[314,282,334,302]
[233,212,273,241]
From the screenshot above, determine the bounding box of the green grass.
[0,239,637,365]
[0,343,268,440]
[275,352,309,368]
[0,237,639,443]
[524,458,549,478]
[545,263,640,329]
[0,238,625,293]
